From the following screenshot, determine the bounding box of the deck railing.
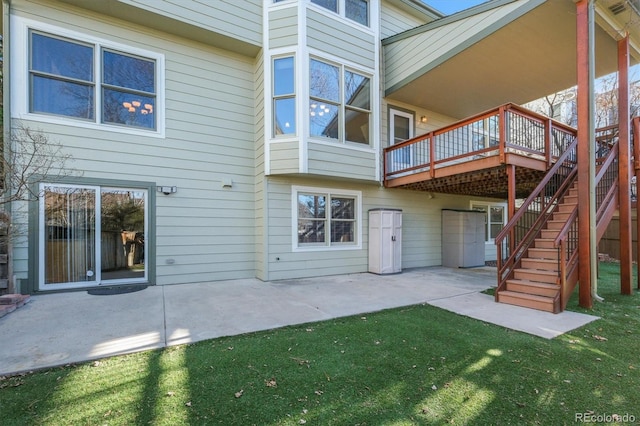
[384,103,577,180]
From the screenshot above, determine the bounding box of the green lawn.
[1,262,639,425]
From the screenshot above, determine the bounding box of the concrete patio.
[0,267,599,376]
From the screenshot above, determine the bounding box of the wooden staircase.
[495,123,622,313]
[496,185,578,313]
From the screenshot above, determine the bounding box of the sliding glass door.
[39,183,147,290]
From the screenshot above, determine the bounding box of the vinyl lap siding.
[11,2,258,286]
[270,142,300,174]
[269,7,298,49]
[307,143,376,181]
[122,0,262,46]
[264,177,478,281]
[306,9,375,69]
[380,3,429,39]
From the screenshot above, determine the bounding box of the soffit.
[383,0,639,119]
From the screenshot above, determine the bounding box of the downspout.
[2,0,13,293]
[587,1,603,303]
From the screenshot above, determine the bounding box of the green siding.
[11,2,258,288]
[306,9,375,69]
[270,142,300,174]
[307,143,376,181]
[269,7,298,49]
[263,176,487,281]
[380,2,429,39]
[122,0,262,46]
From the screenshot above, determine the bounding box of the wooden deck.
[384,104,577,199]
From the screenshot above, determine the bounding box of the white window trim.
[308,55,374,148]
[470,201,507,244]
[292,185,362,251]
[308,0,374,32]
[272,54,297,139]
[11,16,166,138]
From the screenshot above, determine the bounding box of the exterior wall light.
[157,186,177,195]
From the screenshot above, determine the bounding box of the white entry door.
[390,109,414,171]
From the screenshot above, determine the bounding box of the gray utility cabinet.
[368,209,402,274]
[441,209,485,268]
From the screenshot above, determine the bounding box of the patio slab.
[0,267,599,376]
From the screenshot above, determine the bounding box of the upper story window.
[311,0,369,26]
[273,56,296,136]
[13,17,165,137]
[309,58,371,145]
[30,31,157,130]
[345,0,369,25]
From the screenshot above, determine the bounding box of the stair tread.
[506,278,559,288]
[514,268,557,276]
[529,247,557,252]
[523,258,557,263]
[498,290,555,303]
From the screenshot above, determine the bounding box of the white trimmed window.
[293,186,361,249]
[309,58,371,145]
[273,56,296,136]
[471,201,507,242]
[310,0,369,26]
[13,18,165,136]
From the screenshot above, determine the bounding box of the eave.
[383,0,640,119]
[56,0,263,57]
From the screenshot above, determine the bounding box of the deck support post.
[576,0,594,308]
[618,36,632,295]
[507,164,516,254]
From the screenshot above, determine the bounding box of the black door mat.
[87,285,148,296]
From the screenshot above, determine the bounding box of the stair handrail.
[553,206,578,310]
[495,137,578,295]
[595,142,619,222]
[553,138,619,309]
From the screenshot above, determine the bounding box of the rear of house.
[0,0,504,295]
[3,0,638,312]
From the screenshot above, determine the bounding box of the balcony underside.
[385,153,547,199]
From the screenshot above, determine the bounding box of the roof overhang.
[383,0,640,119]
[55,0,262,57]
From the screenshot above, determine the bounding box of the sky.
[424,0,489,15]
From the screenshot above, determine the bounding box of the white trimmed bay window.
[309,58,371,145]
[293,186,361,249]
